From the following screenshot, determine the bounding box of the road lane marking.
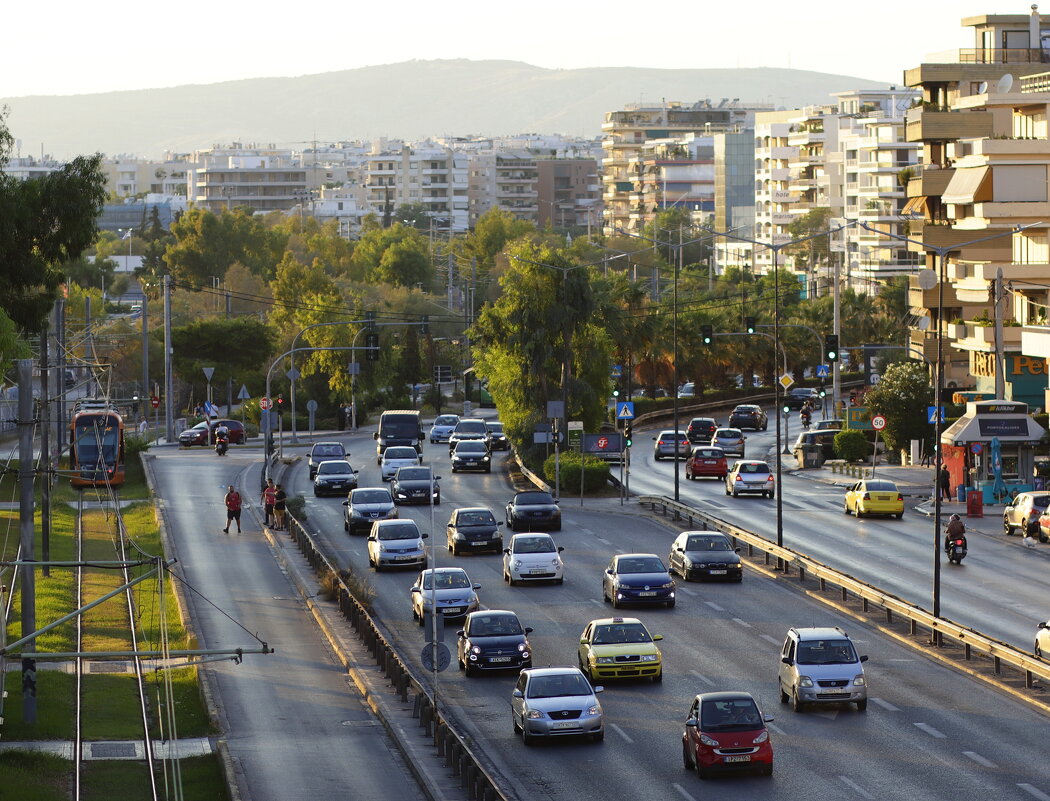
[963,752,996,768]
[1019,785,1050,801]
[870,698,899,712]
[760,634,781,646]
[595,537,610,545]
[766,722,787,736]
[589,599,604,606]
[914,723,946,738]
[672,784,698,801]
[610,723,633,743]
[678,587,697,597]
[838,776,874,799]
[689,670,714,685]
[731,618,752,628]
[705,601,725,611]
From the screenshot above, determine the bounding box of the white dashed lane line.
[731,618,752,628]
[914,723,946,738]
[678,587,697,597]
[610,723,633,744]
[839,776,875,799]
[705,601,724,612]
[963,752,996,768]
[760,633,781,646]
[689,670,714,685]
[672,783,698,801]
[766,722,787,736]
[870,698,899,712]
[595,536,609,545]
[1019,785,1050,801]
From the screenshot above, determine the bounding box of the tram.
[69,399,126,489]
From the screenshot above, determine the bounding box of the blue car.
[602,553,676,609]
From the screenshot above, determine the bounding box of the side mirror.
[593,686,604,694]
[496,521,504,527]
[342,500,350,507]
[367,535,377,541]
[456,630,465,638]
[763,714,775,723]
[685,718,698,728]
[652,634,663,641]
[1039,621,1049,630]
[557,546,564,553]
[472,583,481,590]
[524,627,533,634]
[503,548,511,554]
[410,586,421,594]
[373,432,379,440]
[734,547,741,554]
[781,656,793,666]
[580,637,588,645]
[859,655,869,663]
[512,689,523,699]
[421,533,429,539]
[605,568,613,575]
[434,476,443,481]
[675,546,684,552]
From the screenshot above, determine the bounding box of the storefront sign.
[975,402,1027,415]
[970,351,1047,378]
[978,418,1029,436]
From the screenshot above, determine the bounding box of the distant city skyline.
[0,0,1026,99]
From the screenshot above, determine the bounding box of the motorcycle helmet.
[950,513,960,522]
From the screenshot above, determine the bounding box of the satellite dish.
[996,74,1014,93]
[978,81,988,94]
[916,315,931,331]
[917,269,937,290]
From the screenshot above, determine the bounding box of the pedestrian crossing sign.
[617,402,635,420]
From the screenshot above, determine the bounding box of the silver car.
[652,430,689,460]
[429,414,460,443]
[778,626,868,712]
[712,427,746,457]
[511,666,604,744]
[380,445,422,481]
[725,460,775,498]
[410,567,481,625]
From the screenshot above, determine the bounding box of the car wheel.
[512,715,522,735]
[761,764,773,777]
[666,600,675,609]
[552,523,561,532]
[724,484,731,496]
[343,518,349,532]
[732,488,739,498]
[792,689,804,713]
[697,765,712,780]
[652,670,662,683]
[522,725,535,746]
[856,699,867,712]
[844,502,851,515]
[448,542,455,555]
[682,741,694,770]
[1004,517,1014,535]
[434,495,441,505]
[895,512,903,519]
[611,595,621,609]
[591,729,604,743]
[416,609,425,627]
[856,507,864,519]
[779,682,789,704]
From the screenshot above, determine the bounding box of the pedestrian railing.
[638,494,1050,690]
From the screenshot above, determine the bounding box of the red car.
[682,691,774,778]
[178,419,245,447]
[684,446,728,480]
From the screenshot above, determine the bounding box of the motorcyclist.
[944,513,967,555]
[214,422,230,454]
[800,403,812,430]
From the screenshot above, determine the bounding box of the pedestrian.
[939,465,952,501]
[137,417,148,436]
[273,483,287,530]
[223,485,243,534]
[261,478,277,527]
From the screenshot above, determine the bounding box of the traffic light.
[782,404,790,415]
[824,334,840,363]
[420,315,429,335]
[701,325,713,345]
[624,423,633,448]
[745,317,756,334]
[277,394,284,408]
[365,310,376,330]
[612,389,620,398]
[366,332,380,361]
[819,382,827,398]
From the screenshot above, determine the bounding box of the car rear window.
[693,448,723,458]
[313,444,345,457]
[717,429,742,438]
[516,492,554,504]
[738,462,769,474]
[1032,495,1050,508]
[865,481,897,491]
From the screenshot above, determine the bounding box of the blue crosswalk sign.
[816,364,829,378]
[617,402,635,420]
[927,405,944,423]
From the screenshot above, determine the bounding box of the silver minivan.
[778,626,868,712]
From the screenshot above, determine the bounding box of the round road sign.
[260,396,271,410]
[871,414,887,431]
[420,642,451,672]
[150,395,160,409]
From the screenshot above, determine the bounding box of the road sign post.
[870,414,886,477]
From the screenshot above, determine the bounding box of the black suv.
[785,388,819,411]
[728,405,768,431]
[686,417,718,445]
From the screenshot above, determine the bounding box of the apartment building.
[535,158,601,233]
[364,143,469,233]
[712,132,756,272]
[185,145,309,215]
[467,151,538,226]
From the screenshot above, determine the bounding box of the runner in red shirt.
[261,479,277,527]
[224,485,243,534]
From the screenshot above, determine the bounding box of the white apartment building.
[185,145,310,214]
[467,151,538,226]
[364,143,469,232]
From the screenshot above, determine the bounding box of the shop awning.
[941,411,1046,444]
[942,166,991,205]
[900,195,928,217]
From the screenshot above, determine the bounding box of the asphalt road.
[287,429,1050,801]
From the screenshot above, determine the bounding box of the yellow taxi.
[844,479,904,519]
[577,617,662,683]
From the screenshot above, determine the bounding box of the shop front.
[940,399,1046,504]
[969,351,1047,410]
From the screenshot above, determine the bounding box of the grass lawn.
[0,750,71,801]
[83,754,229,801]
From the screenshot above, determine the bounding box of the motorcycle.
[800,411,812,431]
[215,434,229,456]
[945,537,967,564]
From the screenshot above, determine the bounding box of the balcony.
[955,322,1023,350]
[906,221,1012,251]
[770,168,791,181]
[769,146,797,159]
[907,167,955,197]
[905,108,993,142]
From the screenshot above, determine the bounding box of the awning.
[900,195,928,217]
[942,166,991,205]
[941,411,1046,444]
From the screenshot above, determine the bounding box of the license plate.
[529,568,547,574]
[724,755,751,763]
[710,569,727,575]
[394,555,416,561]
[490,656,512,663]
[703,460,716,465]
[552,721,577,730]
[442,607,463,615]
[638,591,657,597]
[471,541,490,546]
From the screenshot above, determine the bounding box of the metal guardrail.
[638,494,1050,690]
[281,512,508,801]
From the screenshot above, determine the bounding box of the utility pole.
[994,268,1005,399]
[40,323,50,578]
[833,251,842,415]
[141,294,149,421]
[56,297,66,465]
[18,358,37,723]
[164,275,174,443]
[226,291,233,412]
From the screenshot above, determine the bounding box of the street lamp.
[291,188,316,234]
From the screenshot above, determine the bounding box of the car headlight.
[639,654,658,662]
[753,731,769,744]
[452,532,465,540]
[699,733,719,747]
[853,675,866,686]
[517,643,528,652]
[526,709,543,719]
[586,704,601,716]
[482,455,489,461]
[661,582,674,589]
[595,656,615,664]
[798,676,813,688]
[512,559,522,568]
[377,543,388,552]
[395,491,407,498]
[551,558,561,566]
[470,645,480,654]
[350,508,365,518]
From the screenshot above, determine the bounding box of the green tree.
[165,208,286,287]
[350,222,432,288]
[171,317,276,393]
[863,361,934,453]
[460,208,534,273]
[62,254,116,291]
[0,109,106,332]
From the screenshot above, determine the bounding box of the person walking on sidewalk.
[273,484,287,530]
[939,465,953,501]
[261,479,277,527]
[224,485,243,534]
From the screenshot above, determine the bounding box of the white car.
[366,519,428,572]
[380,445,421,481]
[429,414,460,443]
[1036,619,1050,659]
[502,533,564,585]
[725,460,775,498]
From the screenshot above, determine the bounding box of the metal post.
[226,291,233,413]
[833,251,841,414]
[164,275,174,443]
[672,230,680,502]
[18,359,37,723]
[56,297,66,465]
[141,294,149,421]
[933,250,945,620]
[40,324,50,578]
[773,246,784,555]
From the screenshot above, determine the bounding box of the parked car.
[342,487,397,534]
[686,417,719,445]
[684,446,728,481]
[1004,491,1050,537]
[390,466,440,505]
[668,531,742,582]
[792,429,839,460]
[677,382,696,399]
[429,414,460,443]
[511,667,604,744]
[63,369,77,389]
[409,567,481,625]
[446,507,503,555]
[380,445,422,481]
[816,418,844,431]
[652,430,690,460]
[366,519,428,571]
[602,553,675,609]
[728,404,768,431]
[312,459,358,497]
[843,479,903,519]
[577,616,662,683]
[711,428,746,457]
[1036,619,1050,658]
[505,490,561,532]
[448,418,489,453]
[457,610,532,675]
[682,691,774,778]
[178,419,245,447]
[1036,510,1050,543]
[725,460,775,498]
[778,626,868,712]
[451,440,492,473]
[785,387,820,410]
[485,420,510,451]
[503,533,564,585]
[308,441,348,479]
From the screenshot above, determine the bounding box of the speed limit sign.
[260,396,271,410]
[871,414,886,431]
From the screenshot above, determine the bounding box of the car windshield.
[527,673,592,698]
[717,429,742,438]
[738,462,769,474]
[455,421,488,434]
[700,698,762,730]
[377,523,419,541]
[434,416,459,426]
[693,449,723,459]
[516,492,554,505]
[353,490,391,504]
[864,481,897,492]
[456,442,488,453]
[317,461,352,475]
[456,511,495,526]
[487,423,504,433]
[468,614,522,636]
[313,444,344,458]
[795,639,858,665]
[1031,495,1050,509]
[616,556,665,574]
[385,448,417,460]
[514,537,555,553]
[397,468,431,481]
[419,571,470,590]
[592,622,651,645]
[685,535,731,552]
[190,422,209,431]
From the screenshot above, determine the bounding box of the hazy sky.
[0,1,1035,97]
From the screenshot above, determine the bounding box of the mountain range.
[1,60,893,160]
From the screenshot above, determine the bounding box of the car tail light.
[862,493,870,500]
[735,475,742,482]
[767,475,774,482]
[897,494,903,502]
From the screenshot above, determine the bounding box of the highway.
[274,425,1050,801]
